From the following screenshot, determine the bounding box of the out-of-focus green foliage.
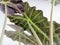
[55,0,60,5]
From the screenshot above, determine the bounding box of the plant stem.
[0,2,7,45]
[27,21,43,45]
[49,0,55,45]
[19,36,21,45]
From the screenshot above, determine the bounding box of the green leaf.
[8,2,49,41]
[7,2,60,45]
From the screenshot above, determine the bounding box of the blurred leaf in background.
[0,0,24,14]
[55,0,60,5]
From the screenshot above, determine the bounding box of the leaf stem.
[27,21,43,45]
[0,2,7,45]
[49,0,55,45]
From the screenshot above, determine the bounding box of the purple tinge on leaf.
[0,3,24,14]
[0,4,15,14]
[0,4,5,13]
[7,6,15,14]
[17,4,24,12]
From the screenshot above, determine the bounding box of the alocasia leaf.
[6,1,60,45]
[8,2,49,41]
[5,24,37,45]
[5,30,37,45]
